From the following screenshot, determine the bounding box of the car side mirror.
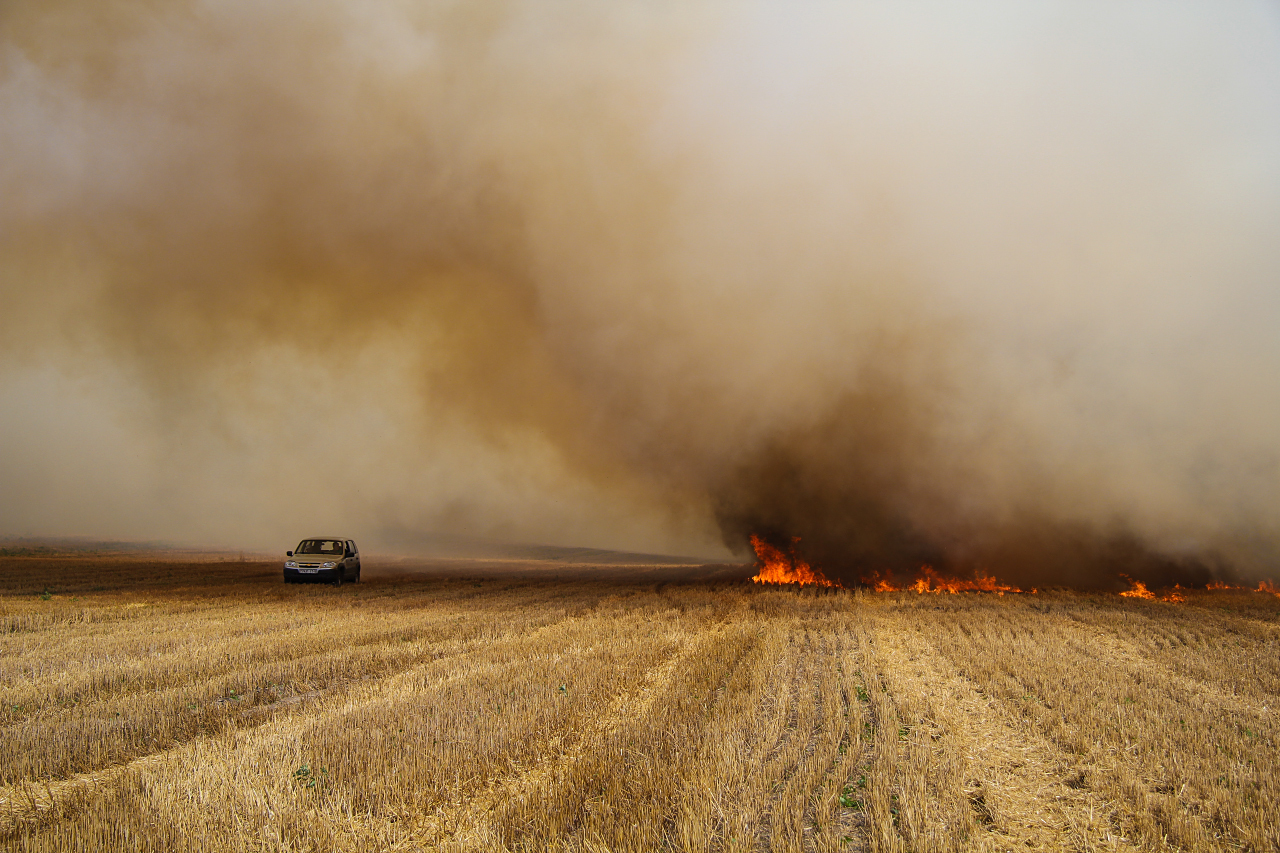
[286,551,293,557]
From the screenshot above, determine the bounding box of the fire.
[863,572,899,592]
[862,566,1028,595]
[905,566,1025,596]
[1117,578,1187,603]
[750,535,839,587]
[1118,578,1156,599]
[1201,580,1280,599]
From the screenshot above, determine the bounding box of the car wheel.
[333,572,343,587]
[355,568,361,583]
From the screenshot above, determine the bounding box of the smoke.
[2,1,1279,583]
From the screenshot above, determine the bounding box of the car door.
[345,540,359,576]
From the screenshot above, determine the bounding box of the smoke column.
[2,1,1279,585]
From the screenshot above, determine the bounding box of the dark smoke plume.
[2,1,1279,586]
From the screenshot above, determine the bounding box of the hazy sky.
[2,1,1279,580]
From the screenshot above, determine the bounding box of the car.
[284,538,361,585]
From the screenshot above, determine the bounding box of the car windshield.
[296,540,344,555]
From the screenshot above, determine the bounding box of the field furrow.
[2,560,1278,851]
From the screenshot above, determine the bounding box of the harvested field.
[1,558,1278,852]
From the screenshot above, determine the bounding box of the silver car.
[284,538,361,585]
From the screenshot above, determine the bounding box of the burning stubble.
[2,1,1280,585]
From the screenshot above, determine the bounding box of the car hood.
[291,554,343,563]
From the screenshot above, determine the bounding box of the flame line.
[749,535,838,587]
[861,566,1028,595]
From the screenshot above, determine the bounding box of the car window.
[296,540,344,555]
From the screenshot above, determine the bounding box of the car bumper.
[284,568,342,583]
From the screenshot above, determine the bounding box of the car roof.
[300,536,353,541]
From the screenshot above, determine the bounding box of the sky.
[2,1,1279,584]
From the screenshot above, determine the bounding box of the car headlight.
[322,561,337,568]
[285,560,297,568]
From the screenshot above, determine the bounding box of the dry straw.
[1,560,1277,851]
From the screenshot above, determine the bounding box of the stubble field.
[0,557,1277,852]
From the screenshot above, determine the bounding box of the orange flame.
[862,566,1028,595]
[750,535,839,587]
[906,566,1025,596]
[1118,578,1186,602]
[863,571,899,592]
[1204,580,1280,599]
[1118,578,1156,599]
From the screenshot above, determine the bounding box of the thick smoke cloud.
[2,1,1279,584]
